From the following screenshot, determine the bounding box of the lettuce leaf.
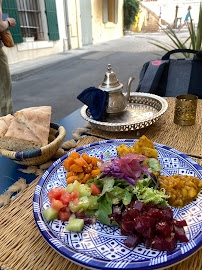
[132,182,169,206]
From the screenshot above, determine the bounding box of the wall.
[92,0,124,44]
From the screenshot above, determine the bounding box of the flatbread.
[0,114,15,138]
[15,106,51,146]
[0,117,43,151]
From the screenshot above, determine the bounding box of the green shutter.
[2,0,23,44]
[44,0,59,41]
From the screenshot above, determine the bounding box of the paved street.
[11,31,189,122]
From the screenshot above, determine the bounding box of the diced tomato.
[72,198,79,205]
[70,190,80,200]
[90,183,101,195]
[58,207,71,221]
[47,187,66,202]
[60,192,71,206]
[51,199,64,211]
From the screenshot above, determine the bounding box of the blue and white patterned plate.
[33,140,202,270]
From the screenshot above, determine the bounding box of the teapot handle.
[126,76,135,100]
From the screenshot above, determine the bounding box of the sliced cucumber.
[43,207,58,221]
[78,184,91,197]
[88,196,99,209]
[69,201,82,213]
[65,218,84,232]
[65,183,74,193]
[79,196,89,211]
[65,180,80,193]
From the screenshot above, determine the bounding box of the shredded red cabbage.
[141,167,158,187]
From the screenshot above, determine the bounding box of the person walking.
[178,6,192,31]
[0,0,16,116]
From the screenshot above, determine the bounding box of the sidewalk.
[10,48,91,81]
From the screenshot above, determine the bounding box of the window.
[103,0,118,24]
[16,0,44,40]
[108,0,115,22]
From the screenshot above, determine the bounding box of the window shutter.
[102,0,108,23]
[44,0,59,41]
[2,0,23,44]
[114,0,118,24]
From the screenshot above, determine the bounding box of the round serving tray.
[80,92,168,132]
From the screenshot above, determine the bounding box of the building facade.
[2,0,124,64]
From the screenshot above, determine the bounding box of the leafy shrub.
[124,0,140,30]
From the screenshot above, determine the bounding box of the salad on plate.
[42,135,201,253]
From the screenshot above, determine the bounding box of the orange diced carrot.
[83,165,92,174]
[82,153,92,164]
[91,157,100,167]
[66,171,75,179]
[74,157,88,167]
[68,152,80,159]
[77,172,84,180]
[82,174,90,183]
[70,164,83,173]
[91,169,101,178]
[63,158,75,171]
[66,176,79,184]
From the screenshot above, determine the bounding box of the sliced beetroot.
[121,225,133,236]
[122,209,132,221]
[151,236,165,251]
[128,208,139,219]
[142,226,155,239]
[144,216,156,228]
[147,208,163,220]
[164,235,177,252]
[144,238,152,248]
[173,219,187,227]
[134,217,149,233]
[132,200,145,212]
[122,221,135,233]
[161,208,173,221]
[112,200,188,252]
[156,221,172,237]
[174,226,189,242]
[124,234,142,248]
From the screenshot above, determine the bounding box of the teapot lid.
[99,64,123,92]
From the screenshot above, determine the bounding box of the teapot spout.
[126,77,135,100]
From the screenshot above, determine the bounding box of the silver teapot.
[99,64,135,114]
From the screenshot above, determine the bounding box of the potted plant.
[23,34,35,42]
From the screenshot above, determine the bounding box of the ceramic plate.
[33,140,202,270]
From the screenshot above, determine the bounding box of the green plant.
[150,3,202,58]
[124,0,140,30]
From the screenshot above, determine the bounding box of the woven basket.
[0,123,66,166]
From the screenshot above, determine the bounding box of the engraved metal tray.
[80,92,168,132]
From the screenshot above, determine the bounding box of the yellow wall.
[91,0,124,44]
